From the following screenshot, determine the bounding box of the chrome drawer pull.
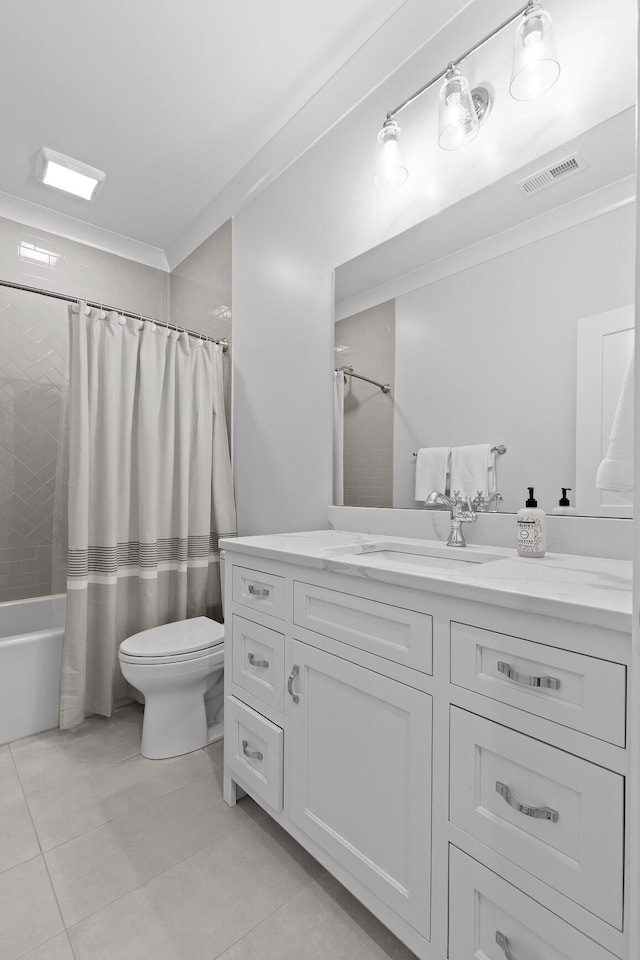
[496,931,519,960]
[248,585,270,598]
[247,652,270,668]
[242,739,263,761]
[496,781,559,823]
[288,664,300,704]
[497,661,560,690]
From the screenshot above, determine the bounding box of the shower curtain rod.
[337,365,391,395]
[0,279,229,351]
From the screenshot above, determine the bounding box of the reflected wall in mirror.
[334,107,636,518]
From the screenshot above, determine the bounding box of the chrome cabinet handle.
[497,661,560,690]
[247,652,269,668]
[248,585,270,598]
[288,664,300,704]
[242,739,263,761]
[496,781,559,823]
[496,931,519,960]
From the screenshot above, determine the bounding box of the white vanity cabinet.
[222,539,631,960]
[287,638,432,936]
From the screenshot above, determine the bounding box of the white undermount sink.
[324,540,504,571]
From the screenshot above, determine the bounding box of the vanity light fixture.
[376,1,560,184]
[374,118,409,187]
[438,65,481,151]
[35,148,106,200]
[510,2,560,101]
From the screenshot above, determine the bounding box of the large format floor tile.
[29,746,216,851]
[46,773,250,926]
[217,872,418,960]
[0,797,40,872]
[0,750,24,809]
[69,807,323,960]
[19,932,76,960]
[10,706,144,797]
[0,856,64,960]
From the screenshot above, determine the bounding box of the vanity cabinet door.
[287,638,432,939]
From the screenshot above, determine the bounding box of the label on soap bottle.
[517,518,543,553]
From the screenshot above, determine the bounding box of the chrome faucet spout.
[425,489,477,547]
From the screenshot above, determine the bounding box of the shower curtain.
[59,304,236,729]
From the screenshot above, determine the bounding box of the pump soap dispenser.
[516,487,547,557]
[552,488,577,516]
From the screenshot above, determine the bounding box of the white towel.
[415,447,450,501]
[450,444,496,498]
[596,355,634,493]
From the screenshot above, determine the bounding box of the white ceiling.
[1,0,636,271]
[0,0,407,261]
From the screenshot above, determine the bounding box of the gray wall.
[0,217,169,603]
[335,301,395,507]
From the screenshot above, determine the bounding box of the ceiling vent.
[517,153,588,196]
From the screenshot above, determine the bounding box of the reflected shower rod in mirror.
[376,2,561,186]
[412,446,507,456]
[337,364,391,394]
[0,279,229,351]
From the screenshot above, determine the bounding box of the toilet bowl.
[118,616,224,759]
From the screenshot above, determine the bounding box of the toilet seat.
[119,616,224,662]
[118,643,224,667]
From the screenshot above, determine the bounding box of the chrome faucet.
[472,490,504,513]
[425,490,477,547]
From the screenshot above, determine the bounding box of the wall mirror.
[333,100,636,518]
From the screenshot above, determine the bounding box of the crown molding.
[0,190,169,271]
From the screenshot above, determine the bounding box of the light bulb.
[510,3,560,101]
[375,119,409,188]
[438,66,479,151]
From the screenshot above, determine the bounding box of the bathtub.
[0,594,65,745]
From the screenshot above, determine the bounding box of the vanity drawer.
[449,846,618,960]
[450,621,626,746]
[232,565,286,620]
[449,707,624,928]
[293,582,432,673]
[231,615,285,713]
[225,696,284,812]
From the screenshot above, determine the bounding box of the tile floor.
[2,705,417,960]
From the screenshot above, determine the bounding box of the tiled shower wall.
[0,216,169,603]
[334,300,395,507]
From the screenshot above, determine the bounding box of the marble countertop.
[220,530,633,633]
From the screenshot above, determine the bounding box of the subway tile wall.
[334,300,395,508]
[0,216,169,602]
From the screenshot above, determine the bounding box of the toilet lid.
[119,616,224,658]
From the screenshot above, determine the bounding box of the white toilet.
[118,616,225,760]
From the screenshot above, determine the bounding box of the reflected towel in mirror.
[450,444,497,498]
[415,447,450,501]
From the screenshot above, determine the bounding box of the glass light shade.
[438,67,479,151]
[510,4,560,101]
[375,119,408,188]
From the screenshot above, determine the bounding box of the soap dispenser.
[516,487,547,557]
[551,488,577,516]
